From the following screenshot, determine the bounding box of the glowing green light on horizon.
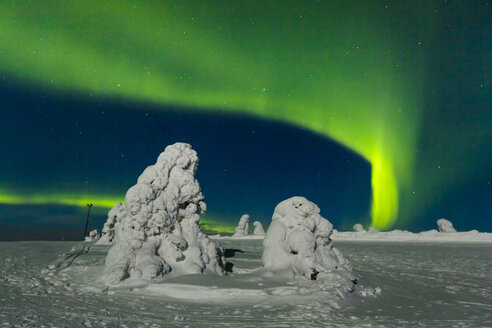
[0,190,236,233]
[370,156,398,228]
[0,1,432,228]
[0,191,121,209]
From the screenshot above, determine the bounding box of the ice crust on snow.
[437,218,456,232]
[262,196,356,293]
[101,143,224,286]
[353,224,365,232]
[233,214,250,237]
[253,221,265,236]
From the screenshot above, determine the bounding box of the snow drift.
[233,214,250,237]
[262,196,356,294]
[101,143,224,286]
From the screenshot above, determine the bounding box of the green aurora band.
[0,188,236,233]
[0,1,440,229]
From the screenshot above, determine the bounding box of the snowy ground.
[332,230,492,243]
[1,239,491,327]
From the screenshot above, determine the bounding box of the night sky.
[0,1,490,240]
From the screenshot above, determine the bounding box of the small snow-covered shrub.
[253,221,265,236]
[437,218,456,233]
[353,223,365,232]
[232,214,250,237]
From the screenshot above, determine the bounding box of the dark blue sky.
[0,80,374,240]
[1,72,490,240]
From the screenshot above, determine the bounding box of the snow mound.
[233,214,250,237]
[84,229,100,242]
[262,196,356,294]
[368,226,379,233]
[101,143,224,286]
[253,221,265,236]
[437,218,456,232]
[353,224,365,232]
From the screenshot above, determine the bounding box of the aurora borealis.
[0,1,490,237]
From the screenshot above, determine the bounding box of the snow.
[2,239,491,327]
[232,214,250,237]
[353,223,365,232]
[437,218,457,232]
[262,196,357,297]
[84,229,100,242]
[101,143,224,286]
[210,234,265,240]
[253,221,265,236]
[213,217,264,239]
[214,227,492,243]
[333,229,492,242]
[96,202,124,245]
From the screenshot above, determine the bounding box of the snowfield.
[1,238,491,327]
[332,229,492,243]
